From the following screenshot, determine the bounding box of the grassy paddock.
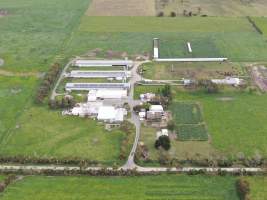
[0,106,132,164]
[173,89,267,157]
[246,176,267,200]
[1,175,239,200]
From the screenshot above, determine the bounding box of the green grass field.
[0,175,239,200]
[176,124,208,141]
[64,16,267,61]
[246,176,267,200]
[173,89,267,158]
[251,17,267,36]
[0,0,90,72]
[0,106,133,164]
[141,62,246,80]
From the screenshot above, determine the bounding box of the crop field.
[0,175,239,200]
[173,89,267,158]
[171,103,203,124]
[177,124,208,141]
[0,106,133,165]
[171,102,208,141]
[86,0,155,16]
[156,0,267,17]
[0,0,90,72]
[141,62,246,80]
[65,16,267,61]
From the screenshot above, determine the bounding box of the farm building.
[147,105,164,121]
[140,93,156,102]
[97,106,126,123]
[65,83,131,92]
[87,89,128,101]
[211,77,243,86]
[65,102,103,117]
[73,60,134,68]
[68,70,131,79]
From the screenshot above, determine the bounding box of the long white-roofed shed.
[73,60,133,68]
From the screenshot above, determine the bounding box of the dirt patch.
[251,66,267,92]
[0,9,8,17]
[87,0,156,16]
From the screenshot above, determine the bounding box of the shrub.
[157,12,164,17]
[170,12,176,17]
[236,178,250,200]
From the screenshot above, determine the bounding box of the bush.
[157,12,164,17]
[155,135,171,151]
[236,178,250,200]
[170,12,176,17]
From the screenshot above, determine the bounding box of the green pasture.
[0,0,90,72]
[0,106,132,165]
[246,176,267,200]
[173,89,267,158]
[0,76,37,144]
[1,175,239,200]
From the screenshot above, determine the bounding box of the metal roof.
[69,70,130,78]
[65,83,130,91]
[74,60,133,67]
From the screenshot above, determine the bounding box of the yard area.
[0,175,239,200]
[140,62,246,80]
[246,176,267,200]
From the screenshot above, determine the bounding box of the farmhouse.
[73,59,133,68]
[147,105,164,121]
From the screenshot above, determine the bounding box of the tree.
[155,135,171,151]
[167,120,175,131]
[170,12,176,17]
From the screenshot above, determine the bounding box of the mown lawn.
[0,0,90,72]
[0,106,131,165]
[173,89,267,158]
[1,175,239,200]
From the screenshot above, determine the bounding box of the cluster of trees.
[119,121,134,160]
[197,79,220,93]
[155,135,171,151]
[49,96,76,109]
[35,63,61,104]
[236,178,250,200]
[0,175,16,193]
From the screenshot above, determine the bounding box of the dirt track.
[87,0,155,16]
[251,66,267,92]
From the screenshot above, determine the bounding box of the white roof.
[88,89,127,101]
[211,77,242,85]
[97,106,125,122]
[74,60,133,67]
[139,112,146,118]
[69,70,131,78]
[150,105,164,112]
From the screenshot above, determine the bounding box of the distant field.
[141,62,245,80]
[1,175,239,200]
[65,16,267,61]
[0,0,90,72]
[251,17,267,36]
[0,106,132,165]
[156,0,267,16]
[87,0,155,16]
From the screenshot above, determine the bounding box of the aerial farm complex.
[0,0,267,199]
